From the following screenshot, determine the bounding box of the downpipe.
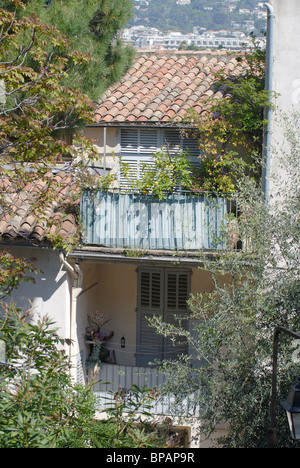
[59,252,83,378]
[262,2,275,203]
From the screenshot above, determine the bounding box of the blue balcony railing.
[81,190,233,251]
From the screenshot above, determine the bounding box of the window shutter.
[166,271,190,311]
[139,128,159,154]
[140,270,162,309]
[137,269,163,366]
[164,312,188,360]
[119,128,158,189]
[164,270,190,360]
[118,159,139,189]
[162,128,181,155]
[120,128,138,154]
[120,128,159,156]
[137,268,191,366]
[182,132,202,162]
[118,128,202,189]
[118,159,156,190]
[138,313,163,366]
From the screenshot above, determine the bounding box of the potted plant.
[85,311,111,342]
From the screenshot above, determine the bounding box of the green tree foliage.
[0,1,116,251]
[0,303,98,448]
[131,0,264,34]
[149,113,300,448]
[0,303,175,448]
[8,0,134,101]
[120,150,193,199]
[185,41,269,192]
[98,385,179,448]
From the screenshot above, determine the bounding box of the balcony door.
[136,267,190,367]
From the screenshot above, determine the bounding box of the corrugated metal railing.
[81,190,234,250]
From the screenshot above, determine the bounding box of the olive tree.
[150,113,300,448]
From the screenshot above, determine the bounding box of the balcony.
[81,190,234,251]
[93,363,200,417]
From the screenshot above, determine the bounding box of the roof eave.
[88,120,196,128]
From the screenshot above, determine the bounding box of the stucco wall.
[272,0,300,114]
[84,126,119,174]
[6,246,71,340]
[270,0,300,190]
[78,262,138,366]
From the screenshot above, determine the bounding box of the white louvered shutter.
[119,128,159,189]
[182,131,202,163]
[162,128,181,155]
[137,269,164,366]
[139,128,159,154]
[118,128,202,188]
[120,128,138,154]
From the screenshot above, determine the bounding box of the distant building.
[122,26,259,51]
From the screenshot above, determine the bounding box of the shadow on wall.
[4,247,70,322]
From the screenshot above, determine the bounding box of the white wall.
[7,246,71,341]
[84,126,119,174]
[272,0,300,114]
[269,0,300,192]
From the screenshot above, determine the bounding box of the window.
[136,267,191,366]
[118,127,201,188]
[120,128,158,155]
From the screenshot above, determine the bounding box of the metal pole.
[262,3,275,203]
[268,326,300,448]
[103,126,107,172]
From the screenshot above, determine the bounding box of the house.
[1,0,297,443]
[79,50,244,374]
[86,50,246,181]
[0,50,248,446]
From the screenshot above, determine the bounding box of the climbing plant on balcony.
[122,41,269,197]
[183,37,270,192]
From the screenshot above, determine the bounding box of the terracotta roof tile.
[0,171,79,244]
[95,51,247,125]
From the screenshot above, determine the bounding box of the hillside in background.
[130,0,266,35]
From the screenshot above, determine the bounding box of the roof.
[0,52,247,248]
[95,50,247,125]
[0,170,78,244]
